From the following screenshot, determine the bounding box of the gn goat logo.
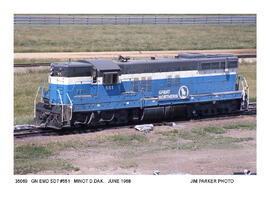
[178,86,189,99]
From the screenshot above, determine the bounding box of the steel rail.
[14,54,256,68]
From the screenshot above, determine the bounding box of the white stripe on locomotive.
[49,68,237,85]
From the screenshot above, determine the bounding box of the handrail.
[66,93,73,121]
[34,86,41,118]
[240,76,249,109]
[66,93,73,105]
[57,89,64,122]
[243,77,249,106]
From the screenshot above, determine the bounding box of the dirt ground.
[14,115,256,175]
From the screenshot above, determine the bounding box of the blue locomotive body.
[34,53,249,129]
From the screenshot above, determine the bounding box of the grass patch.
[14,135,147,174]
[157,129,193,141]
[156,129,179,140]
[14,143,52,159]
[47,140,89,151]
[14,142,80,174]
[14,116,34,126]
[230,137,254,142]
[14,143,74,174]
[156,128,179,136]
[15,158,78,175]
[191,128,207,136]
[157,126,254,151]
[96,137,107,144]
[223,123,256,130]
[14,69,50,125]
[178,131,194,139]
[238,61,256,100]
[120,161,138,169]
[14,24,256,53]
[249,97,256,102]
[120,150,141,159]
[202,126,226,134]
[178,134,254,151]
[107,134,148,146]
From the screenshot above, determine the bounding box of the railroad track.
[14,125,56,138]
[14,102,256,139]
[14,49,256,68]
[14,63,51,67]
[246,102,256,114]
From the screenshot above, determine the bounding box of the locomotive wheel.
[210,107,218,115]
[130,109,141,123]
[114,110,128,124]
[186,106,199,119]
[89,112,99,126]
[100,111,115,121]
[199,104,211,117]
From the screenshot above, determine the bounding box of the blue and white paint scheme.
[47,66,240,111]
[35,53,249,129]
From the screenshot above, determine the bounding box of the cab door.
[90,69,98,96]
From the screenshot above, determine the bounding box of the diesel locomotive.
[34,53,249,129]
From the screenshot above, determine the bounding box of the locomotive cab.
[34,60,122,129]
[35,61,95,129]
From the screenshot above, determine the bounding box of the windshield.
[50,66,92,77]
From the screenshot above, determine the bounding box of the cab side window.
[103,73,119,85]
